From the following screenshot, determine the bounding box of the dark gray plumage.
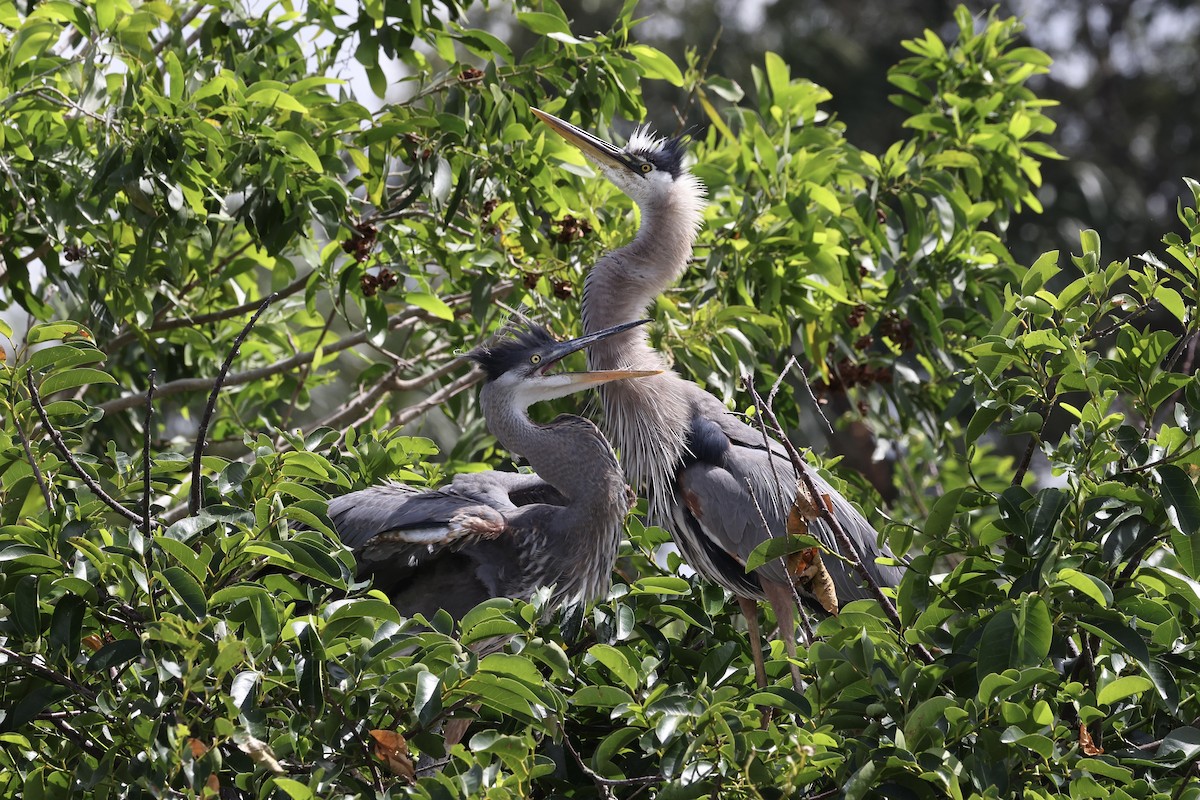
[533,108,906,688]
[327,319,658,620]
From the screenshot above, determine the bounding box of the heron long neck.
[480,389,622,513]
[581,175,704,363]
[580,175,705,519]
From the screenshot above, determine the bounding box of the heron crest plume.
[466,318,556,381]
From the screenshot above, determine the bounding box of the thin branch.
[386,368,482,430]
[1012,373,1061,487]
[561,730,658,795]
[278,307,337,433]
[104,269,310,354]
[152,2,204,56]
[97,281,514,416]
[16,414,54,512]
[190,295,275,515]
[26,372,143,525]
[142,371,156,539]
[0,644,97,700]
[743,378,934,665]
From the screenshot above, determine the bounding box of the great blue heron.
[532,108,905,689]
[328,318,659,620]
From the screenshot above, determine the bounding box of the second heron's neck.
[581,188,703,371]
[480,393,621,508]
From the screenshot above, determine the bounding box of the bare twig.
[743,378,934,665]
[561,730,658,796]
[0,644,97,700]
[97,281,514,416]
[15,414,54,512]
[278,307,337,432]
[190,295,275,515]
[1012,373,1061,487]
[26,373,143,525]
[152,2,204,56]
[385,368,482,431]
[103,269,310,354]
[142,371,156,538]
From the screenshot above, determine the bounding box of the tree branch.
[26,372,143,525]
[97,281,513,416]
[16,413,54,512]
[142,371,156,539]
[743,376,934,665]
[103,269,311,355]
[190,295,275,515]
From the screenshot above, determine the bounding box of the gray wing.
[328,482,508,551]
[674,394,903,607]
[327,474,574,621]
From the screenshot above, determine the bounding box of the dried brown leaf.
[369,729,415,782]
[1079,723,1104,755]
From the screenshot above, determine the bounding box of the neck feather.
[579,173,705,520]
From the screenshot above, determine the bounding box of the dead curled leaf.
[369,729,415,782]
[1079,723,1104,755]
[787,489,839,615]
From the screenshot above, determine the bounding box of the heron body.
[533,108,905,685]
[328,319,658,620]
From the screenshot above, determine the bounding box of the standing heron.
[328,318,659,620]
[532,107,905,688]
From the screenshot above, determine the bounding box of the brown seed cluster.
[519,271,573,299]
[878,313,915,350]
[815,357,894,395]
[847,303,868,327]
[342,221,378,263]
[360,267,398,297]
[555,214,592,244]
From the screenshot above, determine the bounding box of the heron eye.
[529,354,542,365]
[640,163,653,174]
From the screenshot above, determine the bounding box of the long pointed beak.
[540,319,661,386]
[532,108,634,173]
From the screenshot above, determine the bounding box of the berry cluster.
[342,221,377,263]
[555,214,592,244]
[360,268,398,298]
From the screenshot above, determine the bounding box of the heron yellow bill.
[531,107,634,172]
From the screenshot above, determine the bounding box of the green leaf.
[1097,675,1153,706]
[924,487,965,541]
[570,685,633,708]
[745,531,821,572]
[516,11,569,35]
[404,291,454,321]
[629,44,684,86]
[274,131,323,173]
[977,595,1052,680]
[587,643,639,691]
[1157,464,1200,578]
[273,778,313,800]
[1054,568,1111,606]
[160,566,207,621]
[37,367,116,395]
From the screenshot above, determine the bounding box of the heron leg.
[762,580,804,692]
[736,596,768,689]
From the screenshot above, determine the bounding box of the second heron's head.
[467,319,660,410]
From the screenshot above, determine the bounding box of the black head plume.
[466,321,556,382]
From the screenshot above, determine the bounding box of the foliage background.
[1,0,1199,797]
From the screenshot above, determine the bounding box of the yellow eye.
[530,354,542,365]
[640,163,653,174]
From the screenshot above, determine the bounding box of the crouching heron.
[532,107,905,689]
[327,318,659,620]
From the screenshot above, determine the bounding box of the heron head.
[531,108,689,205]
[467,318,661,408]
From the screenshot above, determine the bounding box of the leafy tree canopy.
[1,1,1199,797]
